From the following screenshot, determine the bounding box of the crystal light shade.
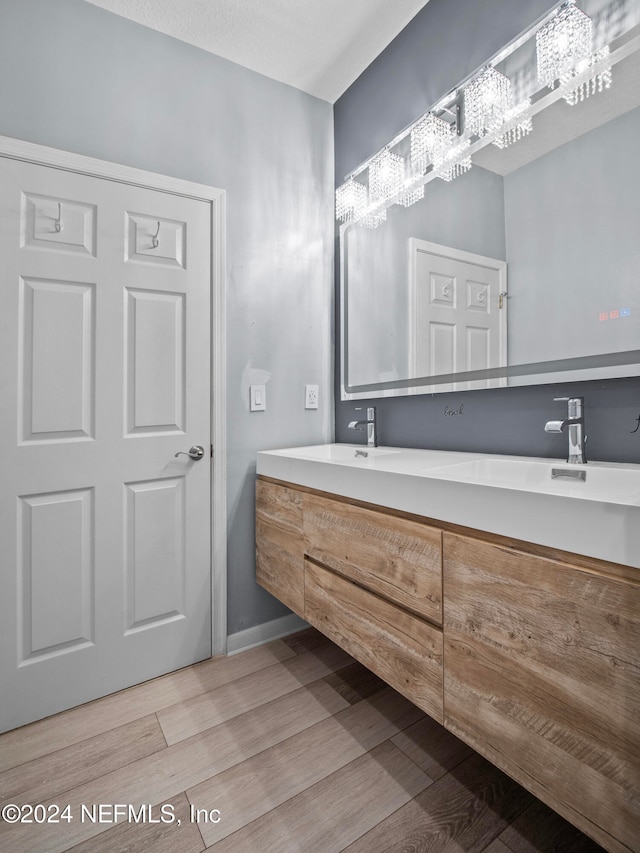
[398,181,425,207]
[536,1,593,88]
[368,149,405,202]
[559,45,612,104]
[335,178,367,223]
[410,113,454,174]
[411,112,471,182]
[537,2,612,105]
[492,100,533,148]
[435,139,472,181]
[464,67,513,137]
[359,208,387,229]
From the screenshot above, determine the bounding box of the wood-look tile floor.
[0,628,605,853]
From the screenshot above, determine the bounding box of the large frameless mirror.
[340,0,640,399]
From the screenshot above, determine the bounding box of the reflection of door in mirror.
[410,240,507,391]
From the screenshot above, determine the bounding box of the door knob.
[175,445,205,460]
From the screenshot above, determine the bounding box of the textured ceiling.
[83,0,431,103]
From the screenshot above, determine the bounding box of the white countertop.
[257,444,640,569]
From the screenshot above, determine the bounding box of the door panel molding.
[19,276,96,443]
[18,487,95,662]
[409,238,507,393]
[0,134,227,658]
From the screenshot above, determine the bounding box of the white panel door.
[411,239,507,391]
[0,157,212,733]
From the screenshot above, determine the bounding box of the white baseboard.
[226,613,309,655]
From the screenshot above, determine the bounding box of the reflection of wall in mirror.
[345,167,506,387]
[345,105,640,391]
[505,104,640,382]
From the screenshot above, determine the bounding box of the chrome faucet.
[348,406,377,447]
[544,396,587,464]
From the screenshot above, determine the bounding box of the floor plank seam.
[0,715,169,806]
[184,789,208,850]
[156,711,169,750]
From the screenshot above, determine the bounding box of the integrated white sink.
[424,457,640,504]
[257,444,640,569]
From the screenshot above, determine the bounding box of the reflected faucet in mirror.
[545,396,587,464]
[348,406,378,447]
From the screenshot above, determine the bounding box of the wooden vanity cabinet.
[255,475,639,852]
[303,491,442,625]
[255,479,304,617]
[443,532,640,853]
[305,559,444,722]
[255,477,445,721]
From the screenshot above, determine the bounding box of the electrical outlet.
[305,384,319,409]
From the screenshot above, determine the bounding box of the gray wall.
[0,0,335,636]
[505,106,640,365]
[335,0,640,464]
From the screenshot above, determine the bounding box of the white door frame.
[0,135,227,657]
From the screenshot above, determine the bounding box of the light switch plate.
[250,384,266,411]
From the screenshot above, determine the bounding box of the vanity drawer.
[304,559,443,722]
[304,492,442,625]
[443,532,640,852]
[256,479,304,616]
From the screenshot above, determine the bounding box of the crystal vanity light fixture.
[335,0,617,226]
[536,0,612,103]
